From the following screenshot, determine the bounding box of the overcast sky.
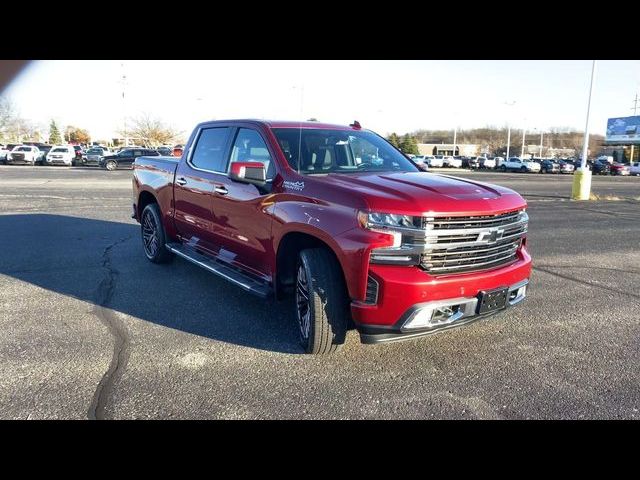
[3,60,640,141]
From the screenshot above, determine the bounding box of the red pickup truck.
[132,119,531,354]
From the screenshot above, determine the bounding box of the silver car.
[84,147,111,166]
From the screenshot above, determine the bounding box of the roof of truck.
[200,119,361,131]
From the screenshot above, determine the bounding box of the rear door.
[173,126,234,255]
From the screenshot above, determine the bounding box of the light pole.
[539,130,544,158]
[521,120,527,158]
[452,125,457,157]
[504,101,516,159]
[571,60,597,200]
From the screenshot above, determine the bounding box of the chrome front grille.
[425,210,521,230]
[420,210,528,275]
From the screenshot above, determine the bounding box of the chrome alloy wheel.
[142,210,159,258]
[296,264,311,342]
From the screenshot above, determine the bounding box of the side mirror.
[229,161,267,187]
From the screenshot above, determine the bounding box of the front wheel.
[140,203,173,264]
[520,166,527,173]
[105,160,117,171]
[295,248,348,355]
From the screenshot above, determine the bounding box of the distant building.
[418,143,479,156]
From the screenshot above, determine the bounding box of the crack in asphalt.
[87,235,133,420]
[533,266,640,301]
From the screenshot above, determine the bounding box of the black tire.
[140,203,173,264]
[295,248,348,355]
[106,160,117,171]
[500,165,507,172]
[520,166,527,173]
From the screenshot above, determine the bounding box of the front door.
[173,126,233,255]
[208,127,277,278]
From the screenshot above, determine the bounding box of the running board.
[165,243,271,298]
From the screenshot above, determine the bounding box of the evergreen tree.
[399,134,420,155]
[49,120,62,144]
[388,132,400,148]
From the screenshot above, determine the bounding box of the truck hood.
[311,171,526,216]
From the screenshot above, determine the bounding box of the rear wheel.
[141,203,173,264]
[520,166,527,173]
[500,165,507,172]
[295,248,348,355]
[106,160,117,171]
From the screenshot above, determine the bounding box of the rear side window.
[190,127,231,172]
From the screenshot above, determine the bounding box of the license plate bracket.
[477,287,508,314]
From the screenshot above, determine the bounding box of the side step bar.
[165,243,271,298]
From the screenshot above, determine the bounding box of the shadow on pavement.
[0,214,302,354]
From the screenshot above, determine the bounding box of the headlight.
[358,211,422,265]
[358,211,419,229]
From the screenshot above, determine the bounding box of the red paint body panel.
[133,119,532,333]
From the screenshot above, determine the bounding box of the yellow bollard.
[571,167,592,200]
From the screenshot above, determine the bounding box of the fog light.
[403,308,436,329]
[508,285,527,305]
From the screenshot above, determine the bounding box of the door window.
[229,128,274,179]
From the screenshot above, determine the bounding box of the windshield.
[51,147,68,153]
[16,146,31,152]
[87,148,103,154]
[271,128,418,175]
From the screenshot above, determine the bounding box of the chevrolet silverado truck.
[132,120,531,354]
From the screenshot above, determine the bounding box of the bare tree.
[0,96,17,142]
[121,113,182,147]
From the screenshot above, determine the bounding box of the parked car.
[46,145,76,166]
[540,159,560,174]
[100,148,160,170]
[443,156,462,168]
[157,146,173,156]
[466,157,481,169]
[630,162,640,176]
[36,145,52,164]
[132,119,531,354]
[5,145,41,165]
[596,155,614,164]
[412,155,429,168]
[591,159,610,175]
[84,147,111,166]
[610,163,630,176]
[558,160,575,174]
[500,157,541,173]
[72,145,84,165]
[0,144,9,163]
[480,157,496,169]
[493,156,505,168]
[428,155,444,168]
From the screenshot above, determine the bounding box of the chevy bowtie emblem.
[478,228,505,243]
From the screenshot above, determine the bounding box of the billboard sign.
[606,116,640,143]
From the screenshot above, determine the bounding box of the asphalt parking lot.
[1,165,639,419]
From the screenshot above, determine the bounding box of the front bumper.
[352,248,531,343]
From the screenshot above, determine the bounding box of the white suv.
[443,156,462,168]
[500,157,541,173]
[6,145,41,165]
[46,145,75,166]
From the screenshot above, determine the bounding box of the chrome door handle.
[176,177,187,185]
[214,186,228,195]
